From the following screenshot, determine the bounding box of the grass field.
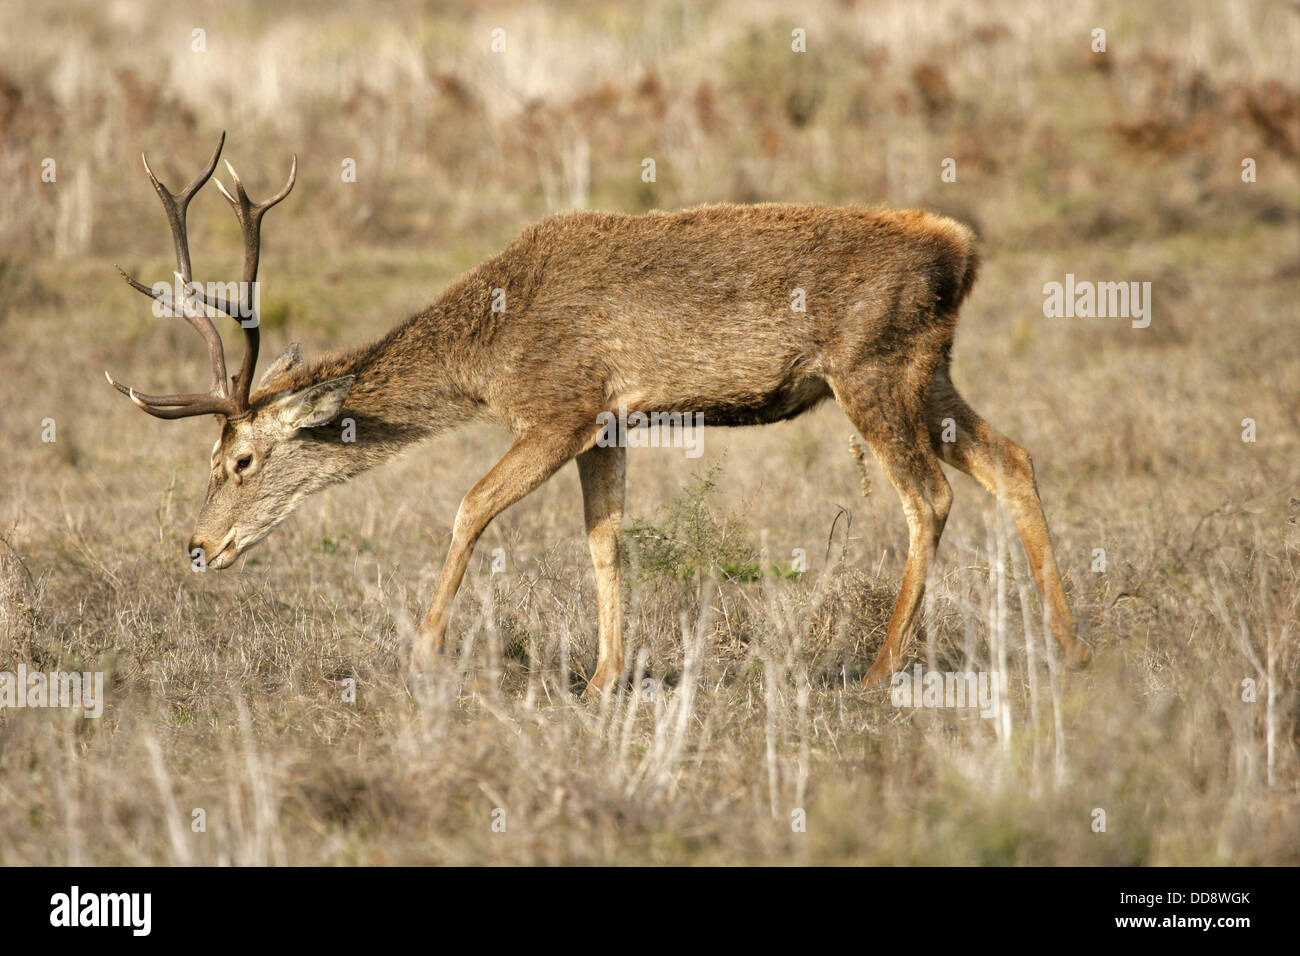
[0,0,1297,864]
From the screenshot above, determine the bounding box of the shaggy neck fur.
[252,297,489,484]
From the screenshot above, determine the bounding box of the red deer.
[107,134,1087,696]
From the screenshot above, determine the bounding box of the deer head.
[107,133,355,569]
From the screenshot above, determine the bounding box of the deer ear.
[276,375,355,431]
[258,342,305,389]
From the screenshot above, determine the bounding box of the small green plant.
[766,561,804,580]
[626,463,761,583]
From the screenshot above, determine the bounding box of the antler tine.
[141,131,226,284]
[103,372,235,420]
[108,133,242,420]
[214,153,299,407]
[214,154,297,287]
[112,266,229,396]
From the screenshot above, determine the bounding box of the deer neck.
[290,310,483,481]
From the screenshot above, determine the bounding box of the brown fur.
[129,199,1085,693]
[255,203,976,433]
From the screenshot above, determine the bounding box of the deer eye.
[234,455,253,474]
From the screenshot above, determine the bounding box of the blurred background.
[3,1,1296,263]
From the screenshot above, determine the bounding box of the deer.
[107,134,1088,697]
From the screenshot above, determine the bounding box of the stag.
[107,134,1088,695]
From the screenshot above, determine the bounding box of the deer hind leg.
[576,443,627,699]
[832,374,953,686]
[410,429,585,675]
[925,369,1086,666]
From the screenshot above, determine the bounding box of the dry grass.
[0,0,1297,864]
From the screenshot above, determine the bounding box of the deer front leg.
[410,429,585,675]
[576,443,627,699]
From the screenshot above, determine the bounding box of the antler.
[213,152,297,410]
[106,132,298,420]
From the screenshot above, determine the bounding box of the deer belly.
[625,373,831,427]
